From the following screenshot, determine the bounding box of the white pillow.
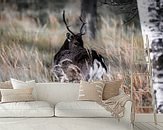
[10,78,37,100]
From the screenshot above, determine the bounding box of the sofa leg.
[130,122,135,130]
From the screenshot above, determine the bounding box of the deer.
[52,10,107,82]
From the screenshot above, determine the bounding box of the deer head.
[63,10,86,49]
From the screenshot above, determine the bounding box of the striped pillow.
[78,80,105,102]
[1,87,34,103]
[0,81,13,101]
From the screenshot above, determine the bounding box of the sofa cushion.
[55,101,112,117]
[0,101,54,117]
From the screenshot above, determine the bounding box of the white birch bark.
[137,0,163,113]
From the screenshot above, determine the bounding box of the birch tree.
[137,0,163,113]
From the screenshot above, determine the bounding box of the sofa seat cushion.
[0,101,54,117]
[55,101,112,117]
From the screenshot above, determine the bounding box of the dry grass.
[0,44,52,82]
[0,9,152,113]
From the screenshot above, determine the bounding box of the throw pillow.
[102,80,122,100]
[1,87,34,103]
[78,80,105,102]
[10,78,37,100]
[0,81,13,101]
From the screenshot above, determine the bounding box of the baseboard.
[135,114,163,122]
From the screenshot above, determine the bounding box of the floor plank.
[148,123,163,130]
[135,122,149,130]
[143,122,161,130]
[134,122,163,130]
[158,123,163,127]
[133,125,142,130]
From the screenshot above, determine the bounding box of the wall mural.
[0,0,162,113]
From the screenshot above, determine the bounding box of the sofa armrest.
[122,100,135,124]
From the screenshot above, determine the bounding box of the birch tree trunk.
[137,0,163,113]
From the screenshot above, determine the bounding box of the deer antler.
[79,16,86,35]
[63,10,75,35]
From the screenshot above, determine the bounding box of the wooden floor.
[134,122,163,130]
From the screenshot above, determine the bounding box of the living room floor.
[0,118,162,130]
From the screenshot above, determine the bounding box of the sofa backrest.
[36,82,79,105]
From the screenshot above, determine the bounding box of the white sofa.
[0,82,133,130]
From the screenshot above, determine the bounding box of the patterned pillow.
[1,87,34,103]
[0,81,13,101]
[78,80,105,102]
[10,78,37,100]
[102,80,122,100]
